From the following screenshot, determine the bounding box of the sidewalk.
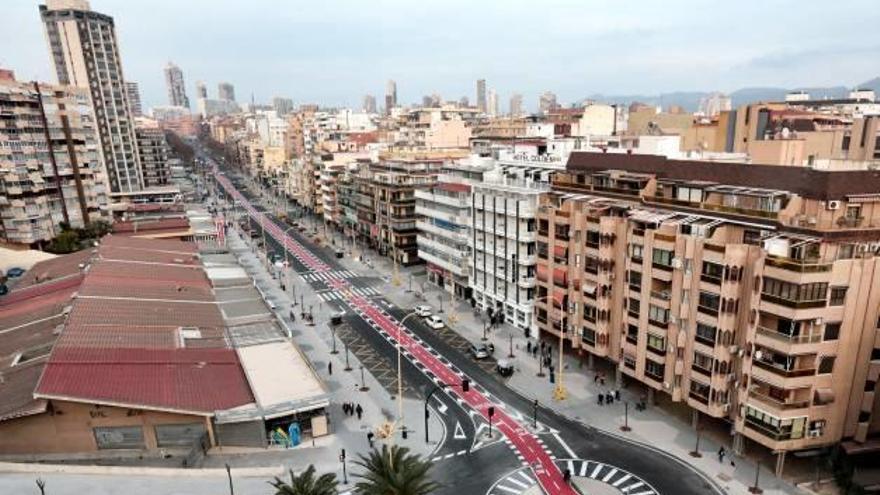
[211,226,443,477]
[333,240,819,495]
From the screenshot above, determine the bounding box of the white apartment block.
[468,174,546,333]
[416,159,493,299]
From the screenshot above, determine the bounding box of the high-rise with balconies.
[40,0,143,193]
[164,61,189,109]
[0,72,107,245]
[537,150,880,477]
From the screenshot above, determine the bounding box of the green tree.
[353,445,440,495]
[268,464,338,495]
[82,219,112,240]
[47,229,81,254]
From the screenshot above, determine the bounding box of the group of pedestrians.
[596,389,620,406]
[342,402,363,420]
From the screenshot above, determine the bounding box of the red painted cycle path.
[215,171,576,495]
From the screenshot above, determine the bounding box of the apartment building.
[125,81,143,117]
[134,119,170,187]
[537,151,880,475]
[393,107,474,149]
[415,160,492,299]
[164,61,189,109]
[40,0,143,193]
[354,153,444,265]
[469,173,545,332]
[0,74,107,245]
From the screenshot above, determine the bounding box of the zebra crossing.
[317,286,381,301]
[487,459,658,495]
[301,269,358,283]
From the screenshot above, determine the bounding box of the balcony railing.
[689,391,710,405]
[744,417,796,441]
[765,255,832,273]
[753,359,816,378]
[650,290,671,301]
[756,326,823,345]
[760,294,827,309]
[749,391,811,410]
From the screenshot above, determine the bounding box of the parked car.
[496,359,515,377]
[6,267,25,278]
[469,343,494,360]
[330,311,345,326]
[334,249,344,259]
[424,315,445,330]
[0,284,8,296]
[414,305,432,317]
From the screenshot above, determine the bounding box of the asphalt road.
[202,146,722,495]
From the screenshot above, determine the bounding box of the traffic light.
[488,406,495,418]
[340,448,346,461]
[461,379,470,392]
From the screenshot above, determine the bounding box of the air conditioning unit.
[827,200,841,211]
[722,403,731,413]
[738,349,745,358]
[669,315,678,325]
[672,258,683,269]
[808,429,822,438]
[729,345,740,353]
[663,381,671,389]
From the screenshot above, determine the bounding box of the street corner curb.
[0,461,285,478]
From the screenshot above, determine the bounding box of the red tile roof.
[113,217,190,233]
[99,235,198,254]
[8,250,94,290]
[68,298,225,328]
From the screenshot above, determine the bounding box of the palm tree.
[353,444,440,495]
[268,464,338,495]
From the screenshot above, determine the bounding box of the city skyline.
[0,0,877,111]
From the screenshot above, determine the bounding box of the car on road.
[496,359,514,377]
[330,311,345,326]
[414,305,432,317]
[469,343,494,360]
[0,284,8,296]
[424,315,445,329]
[6,267,25,278]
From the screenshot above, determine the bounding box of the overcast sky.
[2,0,878,111]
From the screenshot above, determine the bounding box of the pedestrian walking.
[614,389,621,401]
[328,362,333,375]
[606,392,613,405]
[342,403,349,415]
[598,394,604,406]
[367,431,374,448]
[718,446,726,463]
[527,341,532,354]
[355,404,363,420]
[593,373,599,384]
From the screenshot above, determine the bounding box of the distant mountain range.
[583,77,880,112]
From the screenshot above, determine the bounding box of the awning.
[583,282,597,295]
[553,267,567,285]
[553,245,568,258]
[536,264,549,282]
[552,290,566,308]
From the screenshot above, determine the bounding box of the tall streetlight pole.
[531,294,568,401]
[282,225,297,301]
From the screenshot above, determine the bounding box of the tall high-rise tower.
[509,93,523,117]
[195,80,207,99]
[218,82,235,102]
[476,79,487,113]
[385,80,397,115]
[488,89,499,117]
[125,81,143,117]
[164,62,189,108]
[40,0,143,192]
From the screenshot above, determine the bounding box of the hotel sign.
[509,153,561,163]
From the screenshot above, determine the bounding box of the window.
[695,323,717,347]
[626,324,639,344]
[676,186,703,203]
[829,287,847,306]
[585,230,600,248]
[689,380,710,402]
[652,248,673,268]
[744,406,806,440]
[692,352,713,374]
[628,297,641,318]
[823,322,841,341]
[645,359,665,380]
[761,278,828,309]
[581,327,596,345]
[623,354,636,370]
[583,304,597,323]
[628,271,642,291]
[698,291,720,315]
[701,261,723,284]
[647,333,666,354]
[648,305,669,326]
[629,243,644,261]
[818,356,835,374]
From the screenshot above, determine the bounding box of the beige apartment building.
[0,72,107,245]
[536,151,880,476]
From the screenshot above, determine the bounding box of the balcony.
[760,293,827,310]
[748,391,811,411]
[752,359,816,379]
[765,255,832,274]
[518,277,536,288]
[755,326,823,354]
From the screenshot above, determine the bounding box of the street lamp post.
[531,294,568,401]
[344,341,352,371]
[423,379,470,444]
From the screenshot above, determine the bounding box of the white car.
[414,305,432,317]
[424,315,445,330]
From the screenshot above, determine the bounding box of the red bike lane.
[216,172,576,495]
